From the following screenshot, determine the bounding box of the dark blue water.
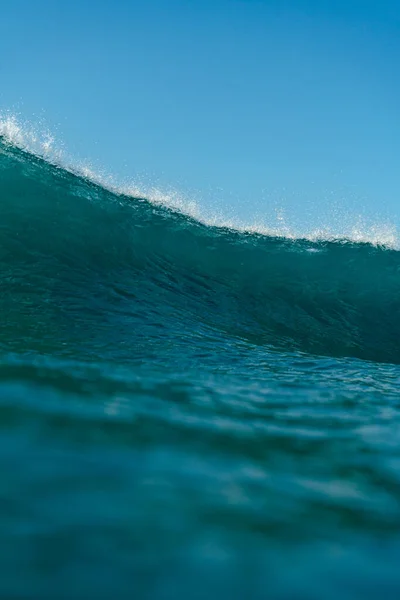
[2,136,400,599]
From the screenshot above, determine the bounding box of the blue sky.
[1,0,399,232]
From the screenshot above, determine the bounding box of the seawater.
[1,130,400,599]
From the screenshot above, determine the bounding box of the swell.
[1,138,400,365]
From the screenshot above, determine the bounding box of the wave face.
[1,138,400,365]
[2,136,400,599]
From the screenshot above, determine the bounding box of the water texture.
[1,136,400,599]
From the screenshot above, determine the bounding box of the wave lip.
[1,125,400,366]
[1,113,398,248]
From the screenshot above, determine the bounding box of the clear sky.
[1,0,399,234]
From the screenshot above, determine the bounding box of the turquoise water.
[1,136,400,599]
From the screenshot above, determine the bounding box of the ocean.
[1,125,400,599]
